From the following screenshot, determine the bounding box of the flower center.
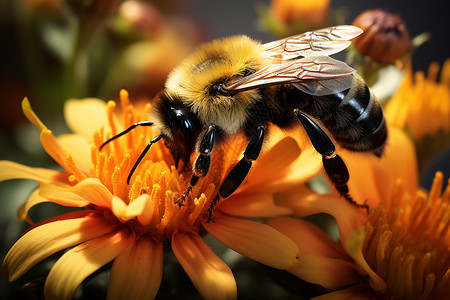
[76,91,234,241]
[362,173,450,299]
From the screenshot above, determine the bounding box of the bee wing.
[262,25,363,60]
[223,56,355,95]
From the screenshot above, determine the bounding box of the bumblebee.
[101,25,387,220]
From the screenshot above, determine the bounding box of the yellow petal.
[344,226,387,291]
[44,229,134,300]
[68,178,113,208]
[344,126,418,207]
[172,231,236,300]
[204,213,299,269]
[265,217,349,259]
[57,134,92,172]
[39,183,91,207]
[3,212,112,281]
[18,189,48,223]
[107,237,163,300]
[22,97,46,131]
[287,254,362,289]
[0,160,67,183]
[40,129,69,170]
[245,136,301,187]
[64,98,109,141]
[277,184,366,242]
[220,193,292,217]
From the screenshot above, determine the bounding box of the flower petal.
[312,284,375,300]
[0,161,67,183]
[344,226,386,291]
[344,126,418,207]
[220,193,292,218]
[277,185,366,242]
[44,229,134,300]
[56,134,92,172]
[64,98,109,140]
[40,129,70,171]
[22,97,46,131]
[18,188,49,223]
[2,212,112,282]
[204,213,299,269]
[68,178,113,208]
[265,217,349,259]
[287,254,362,289]
[107,237,163,300]
[172,231,236,300]
[39,183,91,207]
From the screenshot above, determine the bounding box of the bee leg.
[294,109,369,211]
[175,124,216,207]
[206,125,266,222]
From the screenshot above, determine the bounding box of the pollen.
[362,172,450,299]
[85,90,223,240]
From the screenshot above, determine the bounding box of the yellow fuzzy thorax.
[165,35,268,134]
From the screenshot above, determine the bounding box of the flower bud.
[352,9,410,63]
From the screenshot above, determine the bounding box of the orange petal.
[44,229,134,300]
[22,97,46,131]
[39,183,91,207]
[172,231,237,300]
[344,126,418,207]
[64,98,109,141]
[312,284,375,300]
[0,161,67,183]
[2,213,113,282]
[265,217,349,259]
[245,136,301,187]
[18,189,49,223]
[107,237,163,300]
[40,129,71,170]
[68,178,113,208]
[344,226,386,291]
[287,254,362,289]
[56,134,91,172]
[220,193,292,218]
[277,185,366,242]
[204,213,299,269]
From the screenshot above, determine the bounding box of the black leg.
[99,121,154,150]
[175,124,215,207]
[127,134,165,184]
[206,125,266,222]
[294,109,368,211]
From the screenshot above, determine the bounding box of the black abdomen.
[271,74,387,156]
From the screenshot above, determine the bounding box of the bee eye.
[169,107,196,146]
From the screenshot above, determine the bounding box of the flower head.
[352,9,410,63]
[266,127,449,299]
[1,90,322,299]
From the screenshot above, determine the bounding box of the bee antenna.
[99,121,154,151]
[127,133,165,184]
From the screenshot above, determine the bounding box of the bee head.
[150,92,202,163]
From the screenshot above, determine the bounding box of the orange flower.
[270,0,330,27]
[267,127,450,298]
[385,60,450,140]
[1,90,322,299]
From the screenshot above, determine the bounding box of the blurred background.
[0,0,448,298]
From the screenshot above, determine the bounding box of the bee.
[100,25,387,221]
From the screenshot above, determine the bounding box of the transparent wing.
[262,25,363,60]
[223,56,355,95]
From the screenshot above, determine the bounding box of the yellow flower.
[1,90,322,299]
[267,127,450,299]
[386,60,450,139]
